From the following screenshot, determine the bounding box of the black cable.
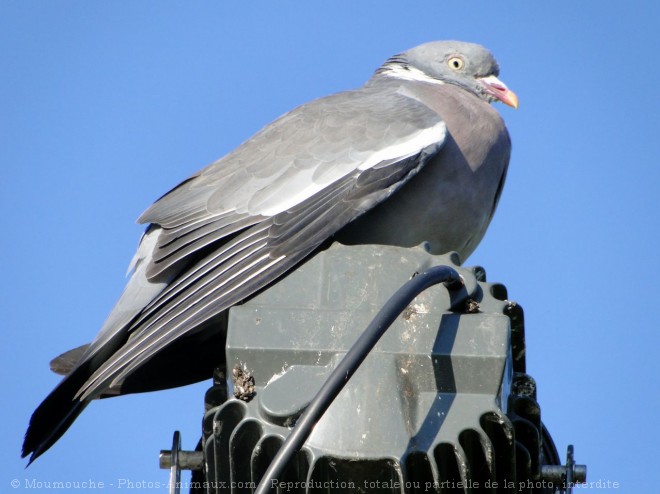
[254,265,463,494]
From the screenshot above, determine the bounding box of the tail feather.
[23,322,131,464]
[23,226,171,463]
[22,367,92,464]
[49,344,90,376]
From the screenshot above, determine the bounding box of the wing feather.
[140,87,443,270]
[75,84,448,399]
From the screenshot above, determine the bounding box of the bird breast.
[336,83,511,262]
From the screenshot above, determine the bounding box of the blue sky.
[2,1,659,491]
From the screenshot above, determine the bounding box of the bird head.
[377,40,519,109]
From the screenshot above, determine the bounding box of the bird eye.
[447,56,465,70]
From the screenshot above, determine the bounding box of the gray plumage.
[23,40,517,463]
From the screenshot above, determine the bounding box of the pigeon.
[23,40,517,463]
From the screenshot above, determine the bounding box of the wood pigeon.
[23,40,518,463]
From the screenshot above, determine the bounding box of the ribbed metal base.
[176,244,580,493]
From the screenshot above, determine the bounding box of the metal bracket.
[160,431,204,494]
[540,445,587,493]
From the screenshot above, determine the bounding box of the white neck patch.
[379,63,446,86]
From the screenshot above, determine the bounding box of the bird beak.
[479,75,519,109]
